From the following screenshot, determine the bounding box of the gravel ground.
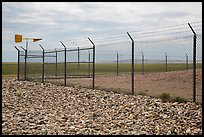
[2,77,202,135]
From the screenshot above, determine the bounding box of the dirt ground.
[47,69,202,103]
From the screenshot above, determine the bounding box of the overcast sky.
[2,2,202,62]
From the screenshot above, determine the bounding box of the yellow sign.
[15,34,22,43]
[33,38,43,42]
[14,34,42,43]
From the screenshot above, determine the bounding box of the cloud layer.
[2,2,202,62]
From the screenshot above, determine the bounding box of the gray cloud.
[2,2,202,62]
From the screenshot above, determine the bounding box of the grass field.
[2,62,202,76]
[2,62,18,76]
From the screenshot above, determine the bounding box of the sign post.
[14,34,42,80]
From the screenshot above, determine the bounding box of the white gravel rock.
[2,77,202,135]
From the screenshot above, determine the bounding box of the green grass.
[174,96,188,103]
[159,92,171,102]
[2,62,202,76]
[2,62,18,76]
[158,92,189,103]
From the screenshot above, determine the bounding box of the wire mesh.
[196,34,202,103]
[17,22,202,103]
[19,50,25,80]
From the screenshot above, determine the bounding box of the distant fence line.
[14,22,202,103]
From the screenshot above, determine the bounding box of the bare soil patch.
[48,69,202,102]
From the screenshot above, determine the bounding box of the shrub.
[16,91,22,97]
[159,92,171,102]
[174,96,188,103]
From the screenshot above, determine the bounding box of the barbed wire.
[93,25,201,41]
[64,25,201,44]
[60,21,201,42]
[85,21,201,39]
[92,34,195,46]
[25,21,202,50]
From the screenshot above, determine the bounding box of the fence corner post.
[127,32,135,95]
[60,41,67,86]
[39,44,45,83]
[14,46,20,80]
[88,38,95,90]
[188,23,197,103]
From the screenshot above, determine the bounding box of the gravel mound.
[2,77,202,135]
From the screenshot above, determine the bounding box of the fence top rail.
[20,54,56,57]
[45,49,65,54]
[66,61,94,63]
[20,54,42,57]
[79,47,94,51]
[44,47,93,54]
[67,47,94,52]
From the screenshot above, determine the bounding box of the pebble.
[2,77,202,135]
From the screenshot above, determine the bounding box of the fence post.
[88,50,90,77]
[25,39,28,80]
[20,46,26,81]
[165,52,167,72]
[188,23,197,102]
[14,46,20,80]
[39,44,45,83]
[127,32,135,95]
[78,47,80,72]
[88,38,95,90]
[60,41,67,86]
[186,53,188,70]
[116,51,119,76]
[141,52,144,75]
[55,49,57,78]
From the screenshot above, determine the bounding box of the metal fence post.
[165,52,167,72]
[78,47,80,72]
[60,41,67,86]
[186,53,188,70]
[88,38,95,90]
[88,50,90,77]
[14,46,20,80]
[188,23,197,102]
[141,52,144,75]
[25,40,28,80]
[55,49,58,78]
[117,51,119,76]
[127,32,135,95]
[20,46,26,81]
[39,44,44,83]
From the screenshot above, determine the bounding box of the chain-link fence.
[15,22,202,103]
